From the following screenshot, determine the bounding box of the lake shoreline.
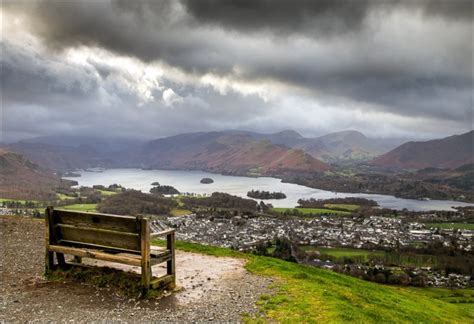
[64,168,474,212]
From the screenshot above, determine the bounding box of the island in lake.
[150,182,180,195]
[200,177,214,184]
[247,189,286,200]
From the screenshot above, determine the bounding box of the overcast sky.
[1,0,472,142]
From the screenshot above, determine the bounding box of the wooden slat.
[150,229,175,239]
[58,225,141,252]
[56,224,139,237]
[150,251,172,266]
[48,245,142,266]
[54,209,139,233]
[151,274,175,290]
[58,240,140,254]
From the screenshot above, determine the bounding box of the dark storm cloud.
[183,0,372,37]
[1,0,472,141]
[183,0,472,34]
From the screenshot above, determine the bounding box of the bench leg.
[141,262,152,294]
[73,256,82,264]
[56,253,67,269]
[45,250,55,272]
[166,232,176,289]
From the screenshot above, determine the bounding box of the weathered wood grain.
[49,245,142,266]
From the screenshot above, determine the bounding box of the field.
[60,204,98,212]
[98,189,117,196]
[302,246,385,260]
[153,240,473,323]
[323,203,360,211]
[426,223,474,230]
[170,208,192,216]
[56,193,76,200]
[272,207,351,216]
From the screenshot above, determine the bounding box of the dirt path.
[0,216,273,322]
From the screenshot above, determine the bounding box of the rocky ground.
[0,216,273,322]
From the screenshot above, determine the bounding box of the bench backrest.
[49,208,144,253]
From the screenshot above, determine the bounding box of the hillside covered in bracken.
[0,149,74,200]
[139,132,330,176]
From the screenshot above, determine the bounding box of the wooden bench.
[44,206,176,293]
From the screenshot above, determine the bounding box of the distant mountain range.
[3,130,473,176]
[222,129,403,163]
[371,131,474,170]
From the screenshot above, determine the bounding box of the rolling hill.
[372,131,474,170]
[138,132,329,176]
[232,129,402,163]
[0,148,73,200]
[294,130,401,163]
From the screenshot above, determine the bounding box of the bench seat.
[49,245,172,267]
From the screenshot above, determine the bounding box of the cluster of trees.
[333,265,440,287]
[92,184,125,192]
[284,171,474,203]
[200,178,214,184]
[247,190,286,200]
[301,241,474,287]
[254,237,296,262]
[297,197,377,208]
[97,190,177,216]
[182,192,258,212]
[0,200,43,208]
[149,182,180,195]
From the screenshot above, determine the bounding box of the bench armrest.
[150,229,175,239]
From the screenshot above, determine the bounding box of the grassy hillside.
[372,130,474,170]
[61,203,98,212]
[154,240,473,323]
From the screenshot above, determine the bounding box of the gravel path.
[1,216,273,322]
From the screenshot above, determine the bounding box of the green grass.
[302,246,385,260]
[426,223,474,230]
[56,193,76,201]
[98,189,117,196]
[170,208,192,216]
[61,203,98,212]
[153,240,473,323]
[272,207,351,216]
[323,203,360,211]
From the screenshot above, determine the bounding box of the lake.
[64,168,474,211]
